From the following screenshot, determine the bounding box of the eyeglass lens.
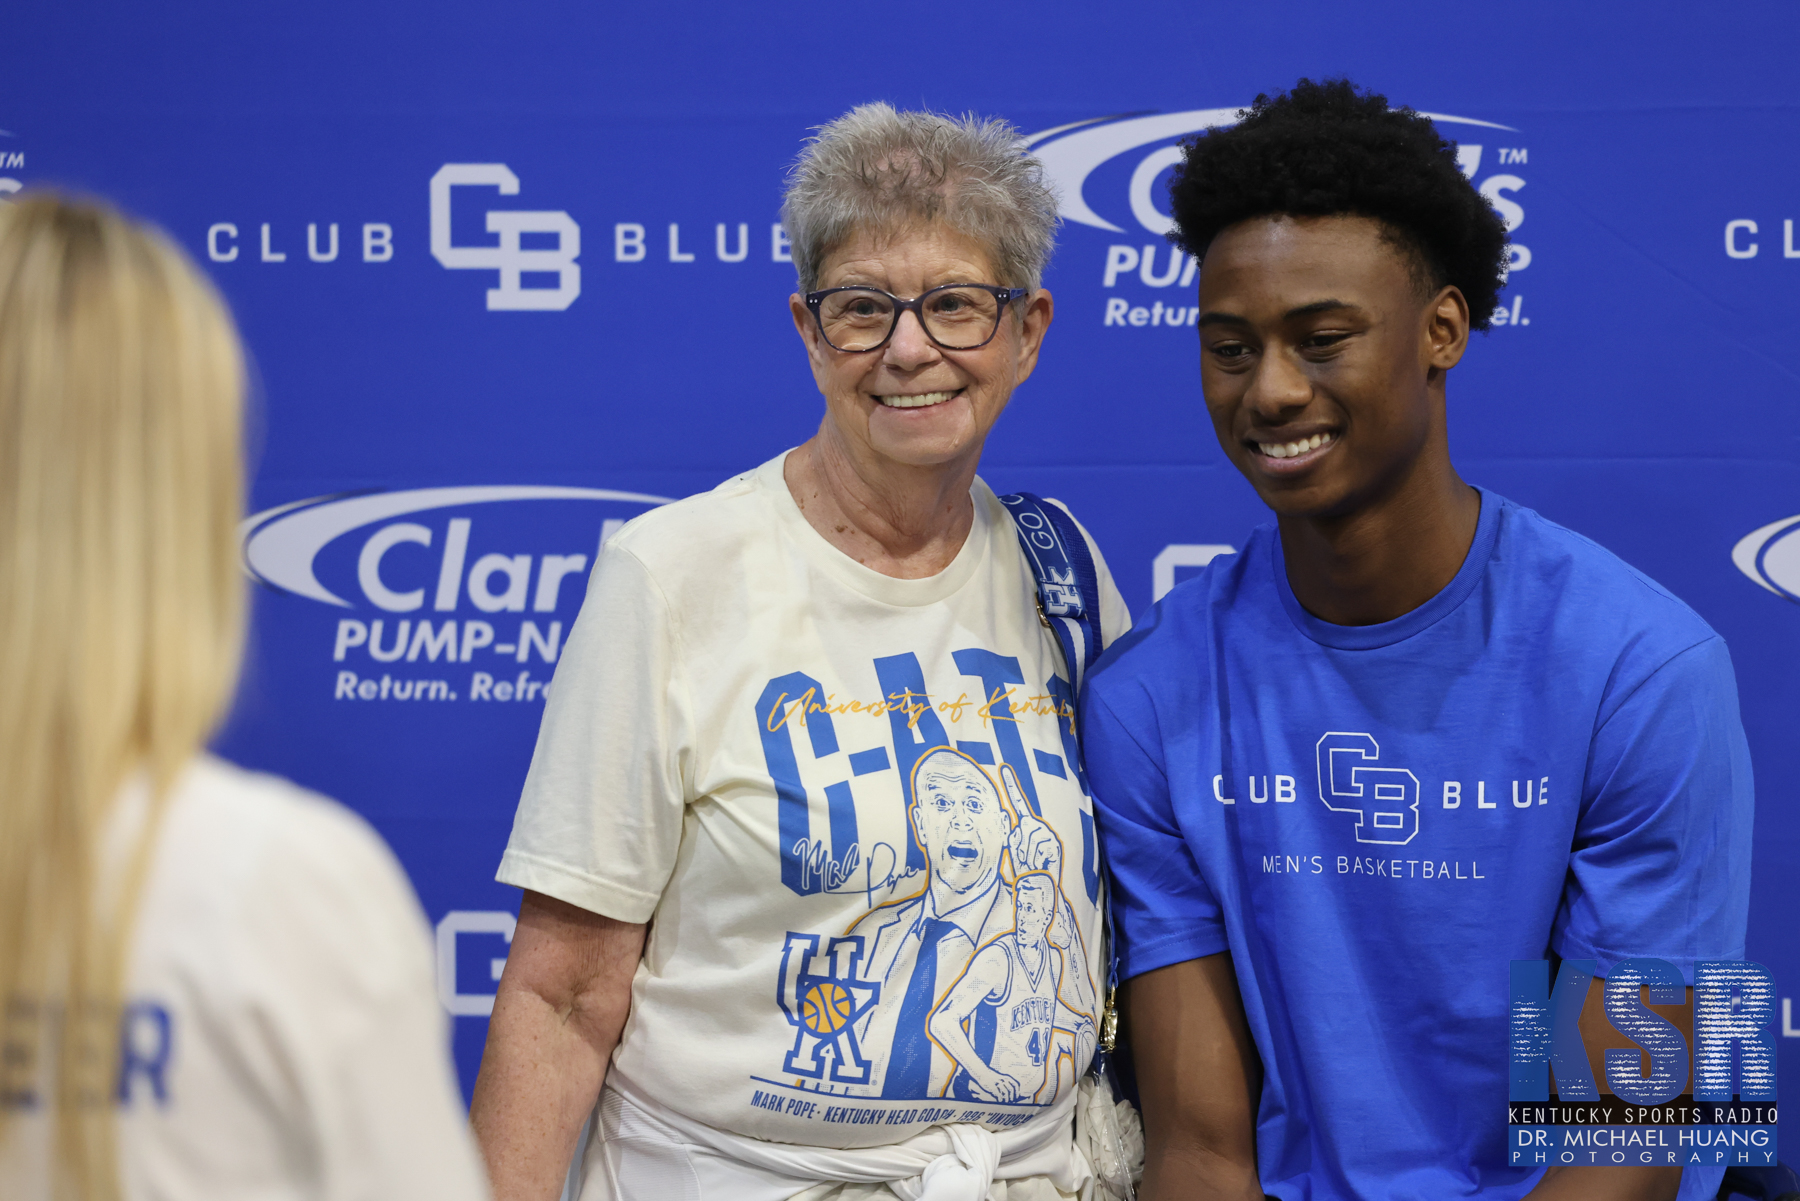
[816,287,1002,352]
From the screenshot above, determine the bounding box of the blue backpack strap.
[999,492,1129,1065]
[996,492,1105,695]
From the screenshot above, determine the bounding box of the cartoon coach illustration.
[833,747,1097,1101]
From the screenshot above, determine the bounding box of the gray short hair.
[781,102,1060,294]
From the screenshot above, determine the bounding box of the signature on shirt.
[792,837,923,908]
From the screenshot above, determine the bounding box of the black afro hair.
[1168,78,1511,331]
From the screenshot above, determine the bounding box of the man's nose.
[1243,344,1313,419]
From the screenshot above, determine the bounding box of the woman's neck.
[783,422,978,580]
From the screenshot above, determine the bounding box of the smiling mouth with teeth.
[1255,432,1337,460]
[878,390,958,409]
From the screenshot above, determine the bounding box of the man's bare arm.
[1524,978,1687,1201]
[1129,952,1263,1201]
[470,890,647,1201]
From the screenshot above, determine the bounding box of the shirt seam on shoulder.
[610,542,699,799]
[1581,635,1725,812]
[1551,521,1694,611]
[1087,687,1170,788]
[1590,635,1724,740]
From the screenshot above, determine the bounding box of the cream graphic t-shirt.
[1,756,490,1201]
[499,452,1128,1149]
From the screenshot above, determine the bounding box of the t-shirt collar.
[1271,486,1502,651]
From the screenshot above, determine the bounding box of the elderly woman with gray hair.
[471,103,1130,1201]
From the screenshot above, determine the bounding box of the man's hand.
[1129,953,1264,1201]
[470,891,646,1201]
[1001,763,1062,880]
[973,1065,1024,1103]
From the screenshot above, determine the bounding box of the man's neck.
[1277,451,1481,627]
[1018,936,1045,978]
[928,871,998,930]
[784,420,978,580]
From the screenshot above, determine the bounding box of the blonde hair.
[781,102,1060,294]
[0,193,246,1198]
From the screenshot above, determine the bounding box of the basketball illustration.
[800,981,856,1035]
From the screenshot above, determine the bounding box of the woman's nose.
[882,310,939,369]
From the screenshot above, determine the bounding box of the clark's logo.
[1733,514,1800,603]
[242,485,668,695]
[1025,108,1534,331]
[242,485,668,610]
[1023,107,1524,245]
[1508,958,1779,1169]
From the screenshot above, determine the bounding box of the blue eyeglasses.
[804,283,1031,353]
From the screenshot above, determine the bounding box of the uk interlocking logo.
[1316,732,1421,846]
[1508,958,1778,1168]
[776,932,881,1085]
[430,164,581,311]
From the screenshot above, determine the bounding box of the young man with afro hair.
[1081,79,1753,1201]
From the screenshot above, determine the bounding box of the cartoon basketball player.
[841,747,1096,1100]
[927,872,1097,1104]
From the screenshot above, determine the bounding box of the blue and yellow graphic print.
[759,648,1100,1111]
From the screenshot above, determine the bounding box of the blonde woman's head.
[0,191,247,1198]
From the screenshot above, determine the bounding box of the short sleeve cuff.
[1117,920,1231,982]
[1549,928,1746,987]
[496,849,661,924]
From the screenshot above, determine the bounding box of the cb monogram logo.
[1316,732,1420,846]
[430,163,581,311]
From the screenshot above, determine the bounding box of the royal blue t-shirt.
[1081,490,1753,1201]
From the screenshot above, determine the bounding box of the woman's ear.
[791,293,833,390]
[1012,288,1055,385]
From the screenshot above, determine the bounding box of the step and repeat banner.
[8,5,1798,1102]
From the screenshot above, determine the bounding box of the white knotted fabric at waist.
[603,1071,1091,1201]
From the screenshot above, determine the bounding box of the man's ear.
[1425,284,1470,372]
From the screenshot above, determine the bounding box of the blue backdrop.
[8,0,1797,1110]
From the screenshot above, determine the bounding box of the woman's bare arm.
[470,890,646,1201]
